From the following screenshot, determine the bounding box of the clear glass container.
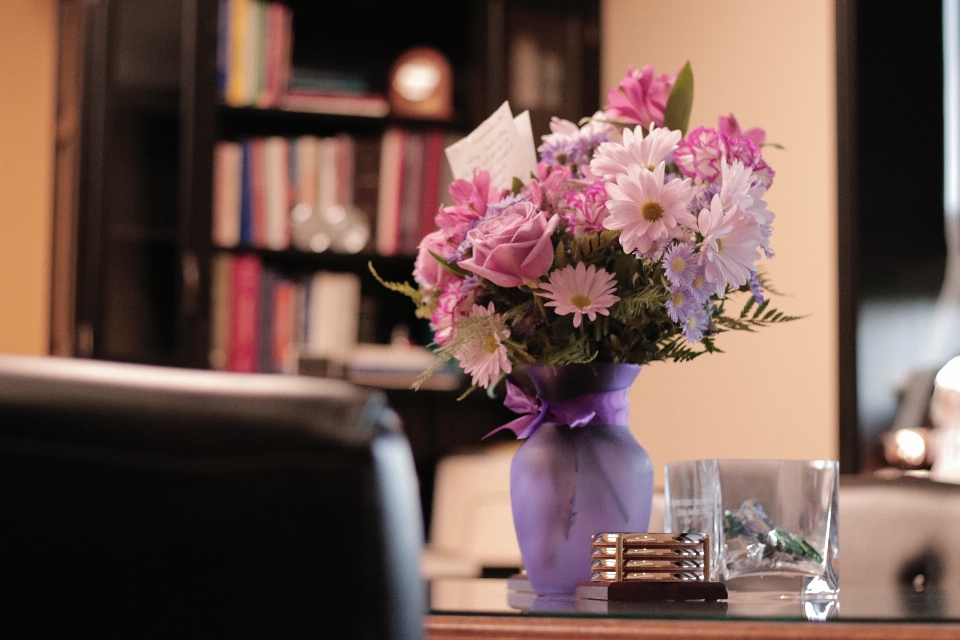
[664,459,839,599]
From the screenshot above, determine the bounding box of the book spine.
[400,131,423,254]
[352,136,380,250]
[336,134,355,208]
[295,135,319,209]
[420,129,445,239]
[306,271,330,356]
[212,140,242,247]
[239,140,253,245]
[338,272,361,358]
[261,3,279,107]
[249,137,267,247]
[209,252,234,370]
[225,0,248,106]
[228,253,262,372]
[376,128,404,255]
[216,0,230,97]
[263,136,289,250]
[273,279,296,373]
[317,137,338,221]
[241,0,259,104]
[392,129,407,255]
[258,266,277,372]
[279,4,293,95]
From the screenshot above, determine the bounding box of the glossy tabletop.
[426,578,960,639]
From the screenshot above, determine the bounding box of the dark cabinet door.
[69,0,217,367]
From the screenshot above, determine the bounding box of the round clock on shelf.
[388,47,454,121]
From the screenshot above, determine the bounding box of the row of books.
[376,128,458,256]
[212,129,459,255]
[209,253,362,373]
[217,0,390,116]
[212,135,372,251]
[280,69,391,118]
[218,0,293,108]
[210,252,461,388]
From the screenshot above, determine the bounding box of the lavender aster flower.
[688,270,716,306]
[682,306,711,344]
[665,284,697,323]
[663,242,697,288]
[749,271,765,305]
[485,192,530,218]
[539,135,585,168]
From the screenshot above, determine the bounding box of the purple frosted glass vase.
[509,363,654,595]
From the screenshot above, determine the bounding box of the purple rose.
[458,202,560,288]
[414,230,455,290]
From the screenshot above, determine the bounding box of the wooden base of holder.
[575,580,728,602]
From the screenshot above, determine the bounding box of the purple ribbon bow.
[485,380,632,440]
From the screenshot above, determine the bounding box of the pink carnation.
[604,65,674,128]
[435,170,500,245]
[560,181,610,235]
[718,113,766,145]
[522,164,573,211]
[413,230,456,290]
[674,127,775,188]
[458,201,560,288]
[673,127,726,182]
[430,277,479,347]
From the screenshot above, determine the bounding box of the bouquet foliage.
[377,62,799,392]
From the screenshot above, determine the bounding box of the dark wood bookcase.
[54,0,599,530]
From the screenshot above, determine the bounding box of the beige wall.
[0,0,56,355]
[603,0,838,484]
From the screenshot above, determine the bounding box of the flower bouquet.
[377,62,796,393]
[376,62,799,595]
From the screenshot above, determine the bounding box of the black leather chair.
[0,355,424,639]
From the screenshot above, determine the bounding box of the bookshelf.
[57,0,599,530]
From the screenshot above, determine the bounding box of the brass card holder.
[575,533,728,602]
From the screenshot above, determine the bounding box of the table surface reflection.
[429,577,960,622]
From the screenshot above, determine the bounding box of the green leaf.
[751,298,771,320]
[611,287,665,322]
[663,61,694,135]
[429,250,471,277]
[511,176,524,195]
[543,336,597,365]
[761,142,785,150]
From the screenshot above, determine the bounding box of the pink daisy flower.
[537,263,620,328]
[697,194,761,296]
[603,162,696,256]
[457,302,512,389]
[587,124,682,180]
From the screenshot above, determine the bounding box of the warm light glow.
[393,61,441,102]
[324,205,346,226]
[893,428,928,467]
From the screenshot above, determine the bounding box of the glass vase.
[509,363,654,595]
